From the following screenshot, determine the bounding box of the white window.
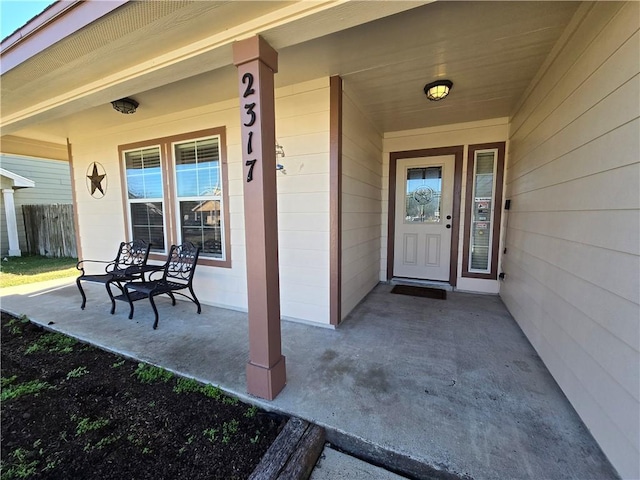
[119,128,230,267]
[123,146,167,252]
[173,137,224,259]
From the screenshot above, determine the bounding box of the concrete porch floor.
[0,280,618,479]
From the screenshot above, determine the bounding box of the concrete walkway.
[311,445,407,479]
[0,280,618,479]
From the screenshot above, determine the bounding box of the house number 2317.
[242,72,257,183]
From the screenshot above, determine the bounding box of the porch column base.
[7,249,21,257]
[246,355,286,400]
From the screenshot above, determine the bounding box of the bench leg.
[189,286,201,314]
[167,292,176,306]
[76,278,87,310]
[149,294,160,330]
[123,289,136,320]
[105,282,117,315]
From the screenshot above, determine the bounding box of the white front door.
[394,155,455,281]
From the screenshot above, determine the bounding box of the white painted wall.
[341,84,383,319]
[502,3,639,478]
[0,154,72,256]
[71,78,331,325]
[382,118,510,292]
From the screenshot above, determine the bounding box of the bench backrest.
[162,242,200,285]
[113,240,152,272]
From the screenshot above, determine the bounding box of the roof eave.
[0,167,36,188]
[1,0,128,74]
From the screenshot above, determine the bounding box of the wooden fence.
[22,204,77,258]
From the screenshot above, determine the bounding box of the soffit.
[1,1,289,113]
[1,0,429,136]
[3,1,580,141]
[276,0,581,132]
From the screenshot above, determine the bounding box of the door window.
[404,166,442,223]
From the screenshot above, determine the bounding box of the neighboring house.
[0,165,34,256]
[0,153,73,256]
[0,1,637,478]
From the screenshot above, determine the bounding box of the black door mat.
[391,284,447,300]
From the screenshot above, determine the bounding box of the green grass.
[0,255,78,288]
[0,443,61,480]
[5,316,29,335]
[133,363,174,384]
[202,427,218,443]
[173,377,208,395]
[1,447,39,479]
[244,406,258,419]
[173,377,232,403]
[66,366,89,380]
[74,416,110,436]
[221,419,239,444]
[87,433,122,452]
[1,378,53,402]
[25,332,76,355]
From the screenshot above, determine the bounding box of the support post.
[2,188,22,256]
[233,35,286,400]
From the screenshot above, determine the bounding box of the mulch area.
[1,311,286,480]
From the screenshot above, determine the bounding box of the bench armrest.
[76,259,116,275]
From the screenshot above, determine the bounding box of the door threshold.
[390,277,454,291]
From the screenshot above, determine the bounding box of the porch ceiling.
[1,0,579,144]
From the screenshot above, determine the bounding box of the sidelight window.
[462,143,505,279]
[469,151,496,272]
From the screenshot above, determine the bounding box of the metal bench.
[76,240,152,314]
[122,242,201,329]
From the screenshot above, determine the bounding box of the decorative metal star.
[87,163,106,196]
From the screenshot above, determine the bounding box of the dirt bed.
[1,311,286,480]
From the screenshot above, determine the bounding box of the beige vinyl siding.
[502,3,639,478]
[275,79,331,324]
[341,86,383,319]
[71,78,331,325]
[0,154,72,256]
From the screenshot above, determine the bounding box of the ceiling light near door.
[424,80,453,101]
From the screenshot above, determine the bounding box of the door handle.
[446,215,452,220]
[446,224,451,229]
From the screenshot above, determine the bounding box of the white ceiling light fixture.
[424,79,453,101]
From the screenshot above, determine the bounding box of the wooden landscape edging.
[249,417,325,480]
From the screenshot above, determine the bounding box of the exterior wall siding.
[382,119,510,292]
[71,78,331,325]
[276,79,331,324]
[502,3,639,478]
[341,85,383,319]
[0,154,72,256]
